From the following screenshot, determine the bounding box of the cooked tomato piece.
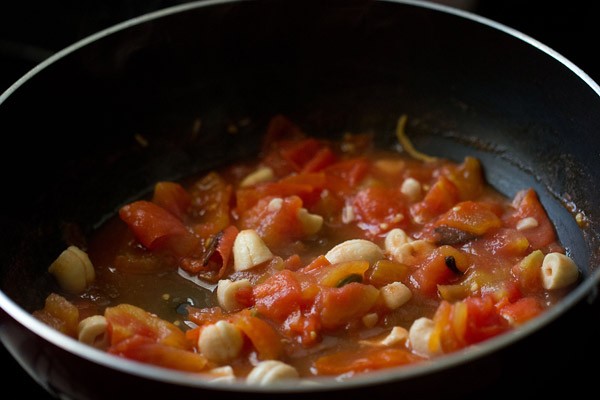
[482,228,530,258]
[309,260,370,287]
[444,156,484,201]
[188,172,232,238]
[232,310,283,360]
[180,225,239,281]
[299,254,331,273]
[119,200,196,254]
[302,146,336,173]
[238,195,306,251]
[32,293,79,337]
[253,269,303,322]
[105,304,191,350]
[108,335,207,372]
[365,259,410,287]
[236,181,320,214]
[319,283,380,329]
[411,176,459,223]
[499,297,544,325]
[324,157,369,196]
[410,246,469,297]
[314,347,423,375]
[284,309,322,345]
[151,181,191,220]
[435,201,502,235]
[511,250,544,293]
[505,189,557,250]
[280,138,322,172]
[353,186,409,236]
[463,296,510,344]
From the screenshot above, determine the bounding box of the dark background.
[1,1,599,398]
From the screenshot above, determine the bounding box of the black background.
[1,1,599,398]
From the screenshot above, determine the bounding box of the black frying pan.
[1,1,599,399]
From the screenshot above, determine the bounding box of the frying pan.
[1,0,599,398]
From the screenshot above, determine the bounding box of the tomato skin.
[253,269,303,322]
[119,200,194,253]
[152,181,191,220]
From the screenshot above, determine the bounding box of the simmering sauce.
[34,115,579,383]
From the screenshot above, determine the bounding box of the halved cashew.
[400,177,422,201]
[267,198,283,212]
[386,239,434,266]
[297,208,323,235]
[325,239,384,265]
[48,246,95,294]
[381,326,409,346]
[240,166,274,187]
[341,204,355,224]
[541,252,579,290]
[516,217,539,231]
[217,279,252,312]
[408,317,439,357]
[198,320,244,363]
[384,228,412,251]
[233,230,274,271]
[362,312,379,328]
[77,315,107,347]
[207,366,236,383]
[380,282,412,310]
[246,360,299,385]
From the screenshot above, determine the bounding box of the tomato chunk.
[314,347,423,375]
[435,201,502,236]
[233,310,283,360]
[253,270,303,322]
[319,283,380,329]
[505,189,557,250]
[108,335,207,372]
[152,181,191,220]
[353,186,409,236]
[105,304,191,350]
[119,200,192,252]
[239,195,306,251]
[411,176,459,223]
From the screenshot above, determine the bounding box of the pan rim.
[1,0,599,393]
